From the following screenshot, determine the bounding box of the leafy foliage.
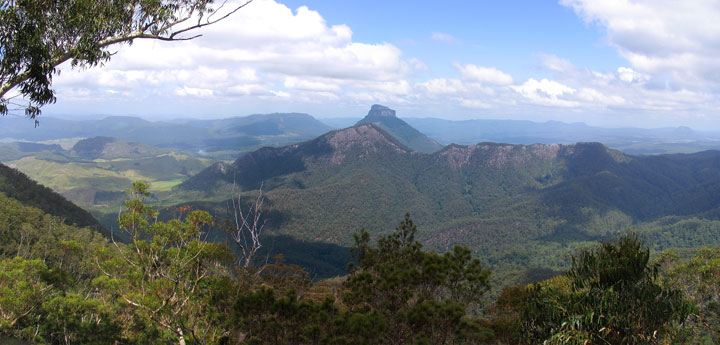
[661,248,720,344]
[520,234,693,344]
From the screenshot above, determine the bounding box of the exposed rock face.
[438,143,565,170]
[322,124,410,164]
[366,104,396,118]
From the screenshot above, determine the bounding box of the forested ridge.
[0,162,102,231]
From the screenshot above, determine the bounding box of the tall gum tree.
[0,0,252,122]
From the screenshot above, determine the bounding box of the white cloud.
[175,87,214,98]
[538,53,575,72]
[283,77,341,92]
[616,67,647,83]
[431,32,461,45]
[455,64,514,85]
[512,78,578,107]
[53,0,423,104]
[576,88,625,105]
[416,78,466,95]
[560,0,720,87]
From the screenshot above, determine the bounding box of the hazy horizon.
[18,109,715,133]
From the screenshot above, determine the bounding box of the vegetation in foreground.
[0,182,718,344]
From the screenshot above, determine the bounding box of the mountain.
[0,162,103,232]
[178,125,720,269]
[180,123,412,192]
[355,105,443,153]
[403,117,720,155]
[0,113,334,159]
[71,136,167,159]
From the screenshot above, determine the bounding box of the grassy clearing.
[149,179,184,192]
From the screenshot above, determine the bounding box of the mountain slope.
[355,105,443,153]
[0,162,103,231]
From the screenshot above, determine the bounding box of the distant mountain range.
[178,110,720,269]
[1,113,333,159]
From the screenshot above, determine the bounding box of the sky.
[41,0,720,130]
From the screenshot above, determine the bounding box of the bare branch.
[229,182,266,268]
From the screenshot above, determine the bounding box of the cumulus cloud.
[53,0,423,104]
[616,67,648,83]
[560,0,720,87]
[415,78,466,95]
[512,78,578,107]
[455,64,514,85]
[576,88,625,105]
[175,87,214,98]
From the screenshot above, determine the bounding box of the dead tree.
[229,184,266,268]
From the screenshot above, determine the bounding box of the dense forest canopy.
[0,182,718,344]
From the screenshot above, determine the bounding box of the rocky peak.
[321,124,410,164]
[366,104,396,118]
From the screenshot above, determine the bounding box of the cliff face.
[438,143,568,170]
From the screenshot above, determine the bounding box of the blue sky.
[43,0,720,130]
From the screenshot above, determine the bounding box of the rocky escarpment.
[438,142,570,170]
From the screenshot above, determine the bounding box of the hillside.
[0,162,103,232]
[178,123,720,269]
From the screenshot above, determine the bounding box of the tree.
[0,0,253,121]
[343,214,493,344]
[228,184,266,269]
[521,234,693,345]
[94,181,234,345]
